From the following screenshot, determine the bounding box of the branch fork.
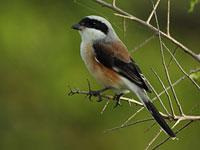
[72,0,200,149]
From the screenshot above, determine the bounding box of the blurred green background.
[0,0,199,150]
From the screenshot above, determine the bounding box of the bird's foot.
[113,93,123,108]
[88,90,102,102]
[87,80,110,102]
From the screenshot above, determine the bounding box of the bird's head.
[72,15,119,42]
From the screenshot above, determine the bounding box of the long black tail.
[130,87,176,138]
[144,100,176,138]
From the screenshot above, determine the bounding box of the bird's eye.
[80,22,85,25]
[89,21,96,27]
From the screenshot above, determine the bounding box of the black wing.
[93,42,152,93]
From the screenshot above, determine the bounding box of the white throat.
[79,27,120,43]
[79,28,106,42]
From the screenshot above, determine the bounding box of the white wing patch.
[94,57,100,63]
[112,67,120,73]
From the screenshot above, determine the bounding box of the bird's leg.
[87,80,110,101]
[113,93,123,108]
[88,87,110,102]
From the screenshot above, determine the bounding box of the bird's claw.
[88,90,102,102]
[113,100,121,108]
[113,93,123,108]
[86,80,110,102]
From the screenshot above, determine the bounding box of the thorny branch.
[91,1,199,149]
[69,71,200,150]
[68,69,200,122]
[72,0,200,149]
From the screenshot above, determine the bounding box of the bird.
[72,15,176,138]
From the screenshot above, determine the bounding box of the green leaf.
[188,0,199,13]
[190,69,200,85]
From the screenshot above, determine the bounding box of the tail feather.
[137,90,176,138]
[124,79,176,138]
[144,100,176,138]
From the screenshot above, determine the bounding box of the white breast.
[80,41,130,94]
[80,41,91,66]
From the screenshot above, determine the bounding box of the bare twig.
[152,68,200,102]
[120,97,143,106]
[147,119,180,150]
[112,0,116,7]
[147,78,170,117]
[101,99,110,114]
[68,84,200,123]
[145,128,162,150]
[160,113,200,121]
[73,1,200,149]
[144,121,157,133]
[172,119,181,129]
[94,0,200,63]
[130,33,157,53]
[146,112,196,149]
[162,42,200,90]
[167,0,171,36]
[123,17,126,36]
[167,46,178,69]
[69,69,200,131]
[145,118,177,150]
[187,103,200,115]
[128,100,132,106]
[121,107,144,126]
[152,121,194,150]
[69,69,200,121]
[152,2,184,116]
[151,67,175,118]
[146,0,161,24]
[104,118,154,133]
[68,86,142,105]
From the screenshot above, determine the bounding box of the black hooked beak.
[72,23,81,30]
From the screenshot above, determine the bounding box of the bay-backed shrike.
[72,15,176,138]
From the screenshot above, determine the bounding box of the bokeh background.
[0,0,199,150]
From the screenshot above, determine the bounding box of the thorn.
[68,86,75,96]
[86,79,106,102]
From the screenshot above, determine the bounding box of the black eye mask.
[79,17,108,35]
